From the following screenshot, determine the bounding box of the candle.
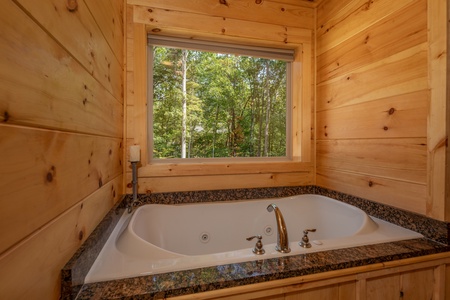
[129,145,140,162]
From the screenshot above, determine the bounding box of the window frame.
[130,26,312,184]
[147,36,294,163]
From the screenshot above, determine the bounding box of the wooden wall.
[316,0,449,220]
[125,0,316,194]
[0,0,124,299]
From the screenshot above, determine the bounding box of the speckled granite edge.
[61,196,127,299]
[126,185,316,207]
[62,186,450,300]
[74,238,450,299]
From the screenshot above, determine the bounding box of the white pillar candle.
[129,145,140,162]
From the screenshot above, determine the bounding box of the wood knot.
[255,0,262,3]
[151,28,161,33]
[388,107,395,115]
[383,126,389,131]
[3,111,10,122]
[219,0,229,6]
[368,181,373,187]
[66,0,78,12]
[127,183,132,188]
[46,172,53,182]
[78,230,84,241]
[46,166,56,183]
[98,178,103,187]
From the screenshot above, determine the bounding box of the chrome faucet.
[267,203,290,253]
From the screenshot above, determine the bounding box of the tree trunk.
[181,50,188,158]
[264,62,271,157]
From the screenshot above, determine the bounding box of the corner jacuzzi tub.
[86,194,422,283]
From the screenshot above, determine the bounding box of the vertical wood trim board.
[427,0,449,220]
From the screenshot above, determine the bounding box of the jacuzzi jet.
[264,226,273,236]
[199,232,210,243]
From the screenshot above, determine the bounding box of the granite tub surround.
[61,197,127,299]
[74,239,450,299]
[126,185,317,207]
[61,186,450,299]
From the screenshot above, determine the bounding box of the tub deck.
[73,238,450,299]
[61,187,450,299]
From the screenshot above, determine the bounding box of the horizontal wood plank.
[316,0,418,55]
[84,0,125,66]
[127,0,314,29]
[136,161,313,177]
[316,90,428,139]
[317,0,427,83]
[316,138,427,184]
[134,5,312,45]
[0,125,122,254]
[0,175,122,300]
[316,167,427,215]
[16,0,123,101]
[127,172,314,194]
[0,1,123,137]
[316,43,428,111]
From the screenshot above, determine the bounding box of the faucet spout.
[267,203,290,253]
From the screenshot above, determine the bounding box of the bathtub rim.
[86,194,424,283]
[61,186,450,299]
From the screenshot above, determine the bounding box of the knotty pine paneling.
[0,2,122,137]
[317,138,427,184]
[316,0,419,55]
[85,0,125,66]
[316,167,427,215]
[316,43,428,111]
[128,0,315,29]
[316,91,428,139]
[0,0,124,299]
[0,126,122,254]
[316,0,427,83]
[0,176,122,300]
[133,5,312,45]
[16,0,123,101]
[127,172,314,194]
[315,0,436,217]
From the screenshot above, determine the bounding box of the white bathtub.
[86,194,423,283]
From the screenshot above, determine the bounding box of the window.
[148,36,294,161]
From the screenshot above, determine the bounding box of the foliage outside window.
[149,37,293,160]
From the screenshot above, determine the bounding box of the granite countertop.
[61,186,450,300]
[74,238,450,299]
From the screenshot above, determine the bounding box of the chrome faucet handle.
[299,228,316,248]
[246,235,265,255]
